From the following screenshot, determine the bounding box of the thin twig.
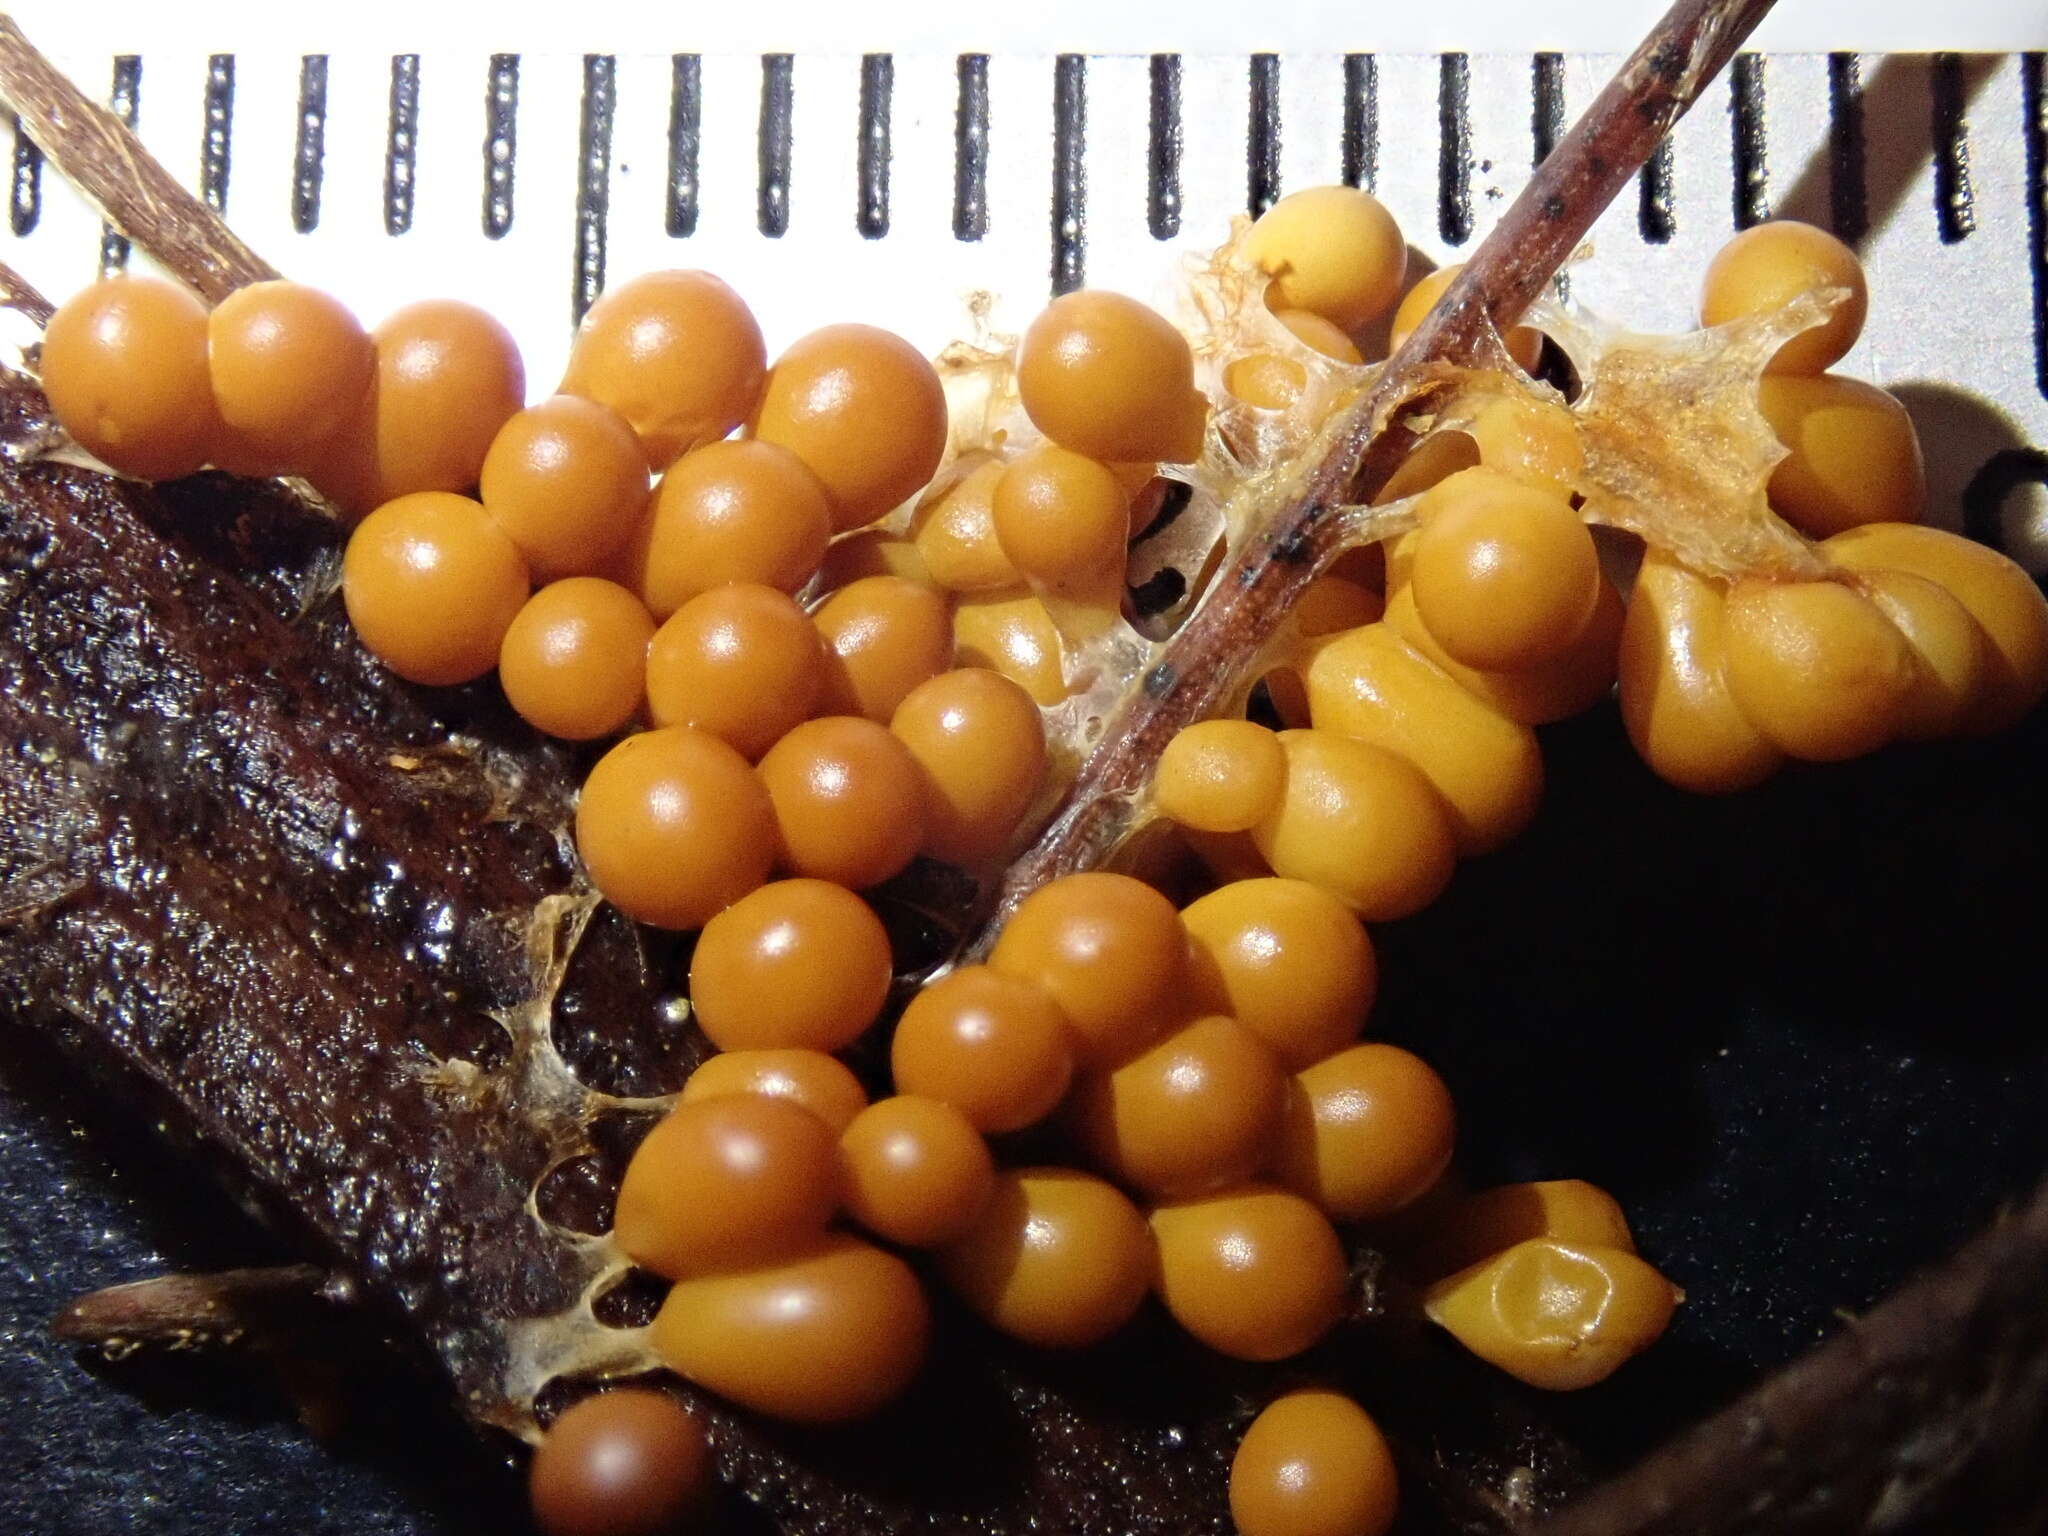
[54,1264,339,1354]
[0,14,277,302]
[976,0,1778,935]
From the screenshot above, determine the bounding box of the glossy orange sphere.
[1151,1185,1348,1360]
[312,299,526,516]
[560,268,767,468]
[756,716,926,889]
[1230,1390,1399,1536]
[478,394,649,581]
[890,965,1076,1134]
[528,1390,712,1536]
[680,1047,870,1135]
[207,280,373,475]
[1272,1044,1457,1222]
[751,323,948,531]
[813,575,956,723]
[634,439,832,616]
[989,873,1190,1070]
[1069,1016,1287,1198]
[938,1167,1154,1349]
[689,879,893,1053]
[342,491,530,686]
[498,577,653,739]
[990,444,1131,594]
[42,274,218,481]
[840,1095,996,1248]
[613,1094,840,1278]
[1182,878,1375,1070]
[1016,291,1206,464]
[651,1234,930,1424]
[574,726,777,929]
[643,584,825,758]
[890,668,1049,866]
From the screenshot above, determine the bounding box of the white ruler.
[5,48,2045,566]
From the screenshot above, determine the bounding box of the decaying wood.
[13,5,2048,1535]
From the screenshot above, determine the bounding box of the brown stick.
[1539,1176,2048,1536]
[0,14,277,302]
[0,256,53,326]
[979,0,1778,928]
[54,1265,339,1353]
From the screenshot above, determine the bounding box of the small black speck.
[1143,663,1177,699]
[1543,193,1566,220]
[1271,526,1313,565]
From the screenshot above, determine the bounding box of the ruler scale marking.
[483,53,518,241]
[1639,135,1676,243]
[1533,51,1565,167]
[953,53,989,242]
[1148,54,1181,239]
[758,53,793,238]
[100,56,140,271]
[1828,52,1868,242]
[2025,53,2046,400]
[1342,53,1377,191]
[385,54,419,236]
[573,54,616,321]
[1248,53,1280,217]
[1931,52,1977,243]
[293,55,328,235]
[1052,53,1085,294]
[1438,52,1472,243]
[200,54,232,216]
[7,114,36,236]
[1731,52,1768,227]
[858,54,892,239]
[666,54,701,239]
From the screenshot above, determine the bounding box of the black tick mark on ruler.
[1149,54,1182,241]
[954,55,989,243]
[101,56,140,272]
[1827,53,1868,244]
[294,55,328,235]
[1930,53,1976,244]
[573,55,616,324]
[483,54,518,241]
[858,55,892,240]
[2023,53,2047,402]
[385,54,419,236]
[1248,54,1281,218]
[200,54,232,216]
[671,56,704,240]
[1438,53,1472,245]
[668,55,701,239]
[1638,137,1675,245]
[1532,53,1564,169]
[1730,53,1768,229]
[7,116,38,238]
[1342,54,1378,193]
[759,54,794,239]
[1052,54,1086,295]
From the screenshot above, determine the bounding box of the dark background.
[3,694,2044,1534]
